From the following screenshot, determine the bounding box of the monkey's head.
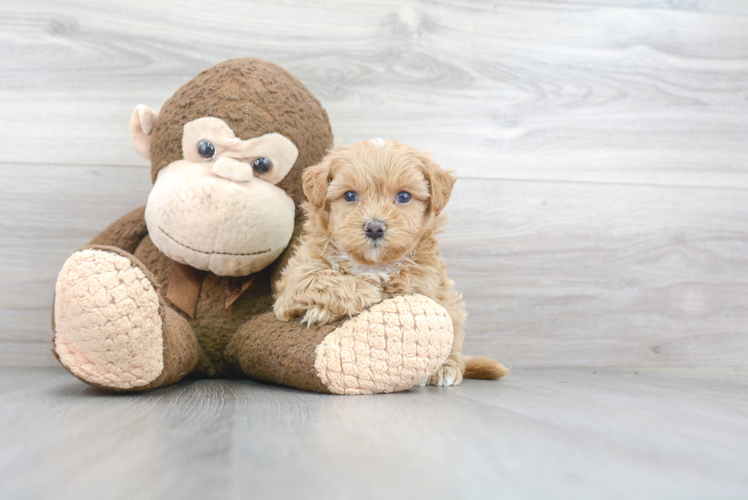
[130,58,333,276]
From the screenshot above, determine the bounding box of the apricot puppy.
[274,138,507,386]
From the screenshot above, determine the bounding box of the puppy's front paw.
[427,359,464,387]
[301,305,343,326]
[273,298,297,322]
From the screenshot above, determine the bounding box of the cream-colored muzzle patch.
[146,160,296,276]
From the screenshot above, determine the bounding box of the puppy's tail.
[463,355,509,380]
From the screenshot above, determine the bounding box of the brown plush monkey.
[52,58,454,395]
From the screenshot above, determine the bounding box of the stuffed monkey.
[51,59,454,395]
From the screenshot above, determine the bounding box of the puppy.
[273,138,507,386]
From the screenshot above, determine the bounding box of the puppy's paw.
[273,298,297,322]
[427,359,464,387]
[301,305,343,326]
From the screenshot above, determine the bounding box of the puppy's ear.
[302,159,332,210]
[421,154,456,216]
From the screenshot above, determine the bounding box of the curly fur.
[274,139,506,386]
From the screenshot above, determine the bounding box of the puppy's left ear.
[421,154,456,216]
[302,158,332,210]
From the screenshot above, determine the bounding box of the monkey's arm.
[88,206,149,254]
[270,215,306,294]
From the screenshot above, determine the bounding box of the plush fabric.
[165,262,205,318]
[225,311,338,393]
[313,295,454,395]
[54,248,164,389]
[130,105,159,159]
[53,247,203,391]
[145,159,296,276]
[225,295,454,395]
[51,58,455,395]
[149,58,331,213]
[88,206,148,255]
[182,118,299,185]
[132,232,279,378]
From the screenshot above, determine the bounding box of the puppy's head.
[302,138,456,265]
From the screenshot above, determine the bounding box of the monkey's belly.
[133,236,275,376]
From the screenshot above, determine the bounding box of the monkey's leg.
[225,295,454,395]
[53,246,201,391]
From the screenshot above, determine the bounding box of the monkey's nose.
[212,157,254,182]
[364,220,386,240]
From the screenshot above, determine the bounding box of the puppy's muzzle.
[364,219,386,240]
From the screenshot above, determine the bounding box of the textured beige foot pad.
[314,295,454,395]
[54,249,164,389]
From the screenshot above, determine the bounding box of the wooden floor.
[1,0,747,498]
[1,366,747,500]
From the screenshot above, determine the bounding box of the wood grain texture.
[529,0,748,15]
[3,165,747,367]
[0,0,747,368]
[447,178,748,367]
[2,0,747,187]
[1,367,747,499]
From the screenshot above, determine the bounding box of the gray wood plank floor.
[1,366,746,500]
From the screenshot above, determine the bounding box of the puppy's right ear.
[302,159,332,210]
[130,104,159,160]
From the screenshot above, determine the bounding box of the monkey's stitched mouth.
[158,226,271,257]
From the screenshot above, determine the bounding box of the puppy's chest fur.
[326,248,443,300]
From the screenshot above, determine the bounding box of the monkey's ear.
[302,159,332,210]
[130,104,160,160]
[421,154,456,216]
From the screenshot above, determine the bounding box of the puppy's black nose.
[364,219,386,240]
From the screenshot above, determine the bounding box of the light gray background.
[0,1,746,499]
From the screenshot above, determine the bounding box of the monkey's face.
[144,117,298,276]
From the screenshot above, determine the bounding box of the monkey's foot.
[314,295,454,395]
[53,248,165,390]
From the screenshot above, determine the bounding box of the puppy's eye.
[197,140,216,160]
[396,191,412,204]
[344,191,358,203]
[252,157,272,174]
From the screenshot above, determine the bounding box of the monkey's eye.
[344,191,358,203]
[396,191,412,204]
[197,140,216,160]
[252,157,272,174]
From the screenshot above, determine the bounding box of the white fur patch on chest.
[348,261,400,281]
[326,247,412,284]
